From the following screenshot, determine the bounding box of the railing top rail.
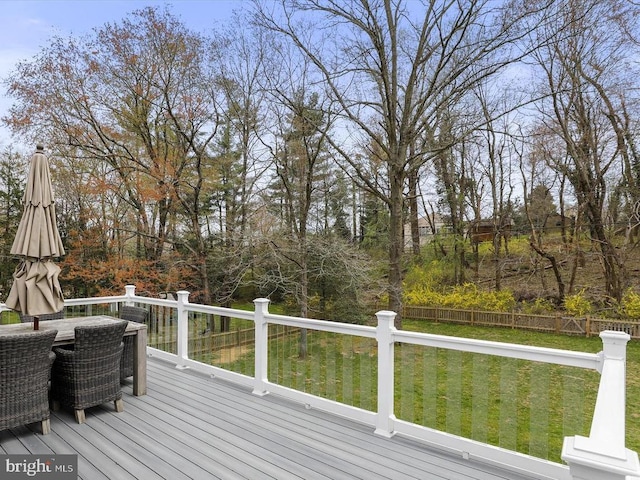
[184,303,255,321]
[63,295,126,306]
[264,312,377,338]
[395,329,601,370]
[63,295,178,309]
[127,297,181,309]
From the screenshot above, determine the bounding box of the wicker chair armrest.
[53,346,75,361]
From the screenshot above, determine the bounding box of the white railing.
[2,284,638,480]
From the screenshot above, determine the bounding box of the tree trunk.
[388,166,405,329]
[299,235,309,359]
[590,207,624,301]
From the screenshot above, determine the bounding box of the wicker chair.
[51,321,128,424]
[119,305,149,381]
[0,330,57,434]
[19,310,64,323]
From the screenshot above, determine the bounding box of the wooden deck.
[1,357,540,480]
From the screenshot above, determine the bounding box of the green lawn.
[218,319,637,464]
[401,320,640,459]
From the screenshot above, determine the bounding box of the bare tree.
[530,0,640,302]
[253,0,553,326]
[473,84,517,290]
[205,16,271,327]
[258,38,337,354]
[517,126,567,302]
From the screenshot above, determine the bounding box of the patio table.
[0,315,147,395]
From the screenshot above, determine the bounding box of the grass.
[0,311,21,324]
[402,320,640,458]
[217,319,636,464]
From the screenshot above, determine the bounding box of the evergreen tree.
[0,149,26,296]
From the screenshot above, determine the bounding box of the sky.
[0,0,245,149]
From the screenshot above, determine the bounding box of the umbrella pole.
[34,316,39,330]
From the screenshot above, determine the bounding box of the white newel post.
[175,290,190,370]
[562,330,640,480]
[375,310,397,438]
[124,284,136,304]
[253,298,270,396]
[121,284,137,316]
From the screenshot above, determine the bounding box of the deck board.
[1,357,540,480]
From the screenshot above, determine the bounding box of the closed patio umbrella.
[6,145,65,329]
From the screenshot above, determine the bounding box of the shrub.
[522,297,555,315]
[404,282,516,312]
[620,288,640,319]
[403,261,446,291]
[404,286,445,306]
[403,259,516,312]
[563,290,594,317]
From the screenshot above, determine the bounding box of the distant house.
[524,208,576,235]
[403,214,447,249]
[468,218,513,245]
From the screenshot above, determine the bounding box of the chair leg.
[41,419,51,435]
[74,409,86,424]
[51,400,60,411]
[115,398,124,413]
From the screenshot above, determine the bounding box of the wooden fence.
[188,324,299,358]
[403,305,640,339]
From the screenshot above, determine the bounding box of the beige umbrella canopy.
[6,145,65,327]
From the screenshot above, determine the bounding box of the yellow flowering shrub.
[563,290,593,317]
[522,297,555,314]
[404,281,516,312]
[620,288,640,319]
